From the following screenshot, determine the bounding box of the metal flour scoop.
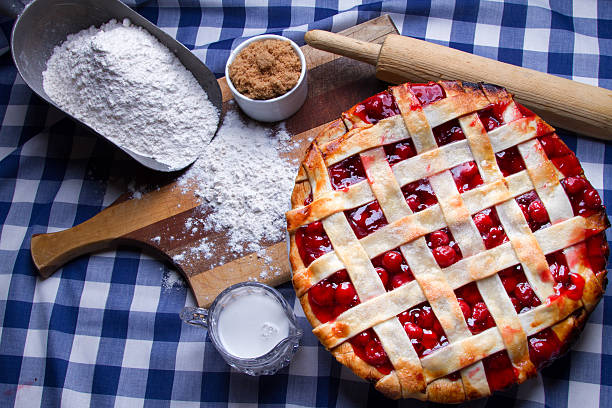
[1,0,223,172]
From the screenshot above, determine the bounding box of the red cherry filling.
[528,328,562,370]
[446,371,461,381]
[296,221,332,266]
[546,251,584,301]
[455,283,495,334]
[450,161,483,193]
[472,207,508,249]
[398,302,448,357]
[303,192,313,206]
[349,329,393,374]
[515,190,551,232]
[496,146,526,176]
[401,178,438,212]
[328,155,366,190]
[477,101,509,132]
[410,82,446,106]
[483,350,517,392]
[371,249,415,291]
[426,228,463,267]
[517,103,536,118]
[350,90,400,125]
[383,138,417,165]
[538,134,582,177]
[432,118,465,146]
[498,265,541,313]
[345,200,388,239]
[586,232,610,271]
[561,176,604,217]
[308,269,360,323]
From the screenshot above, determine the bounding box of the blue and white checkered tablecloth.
[0,1,610,407]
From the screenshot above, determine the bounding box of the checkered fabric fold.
[0,1,610,407]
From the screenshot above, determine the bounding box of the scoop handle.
[304,30,381,66]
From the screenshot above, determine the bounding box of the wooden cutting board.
[30,15,399,307]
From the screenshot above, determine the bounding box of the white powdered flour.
[42,19,218,170]
[44,18,299,276]
[178,108,297,262]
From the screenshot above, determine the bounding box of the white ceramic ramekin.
[225,34,308,122]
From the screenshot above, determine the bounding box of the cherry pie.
[286,81,609,402]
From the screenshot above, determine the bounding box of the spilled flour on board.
[171,107,299,279]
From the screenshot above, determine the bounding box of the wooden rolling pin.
[305,30,612,141]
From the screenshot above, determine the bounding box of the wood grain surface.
[30,15,399,307]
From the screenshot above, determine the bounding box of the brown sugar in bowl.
[229,39,301,100]
[225,35,308,122]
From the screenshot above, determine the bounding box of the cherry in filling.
[410,82,446,106]
[383,138,416,165]
[426,227,463,268]
[328,155,366,190]
[516,103,536,118]
[351,90,400,125]
[432,118,465,146]
[516,190,551,232]
[446,372,461,381]
[450,161,483,193]
[528,328,563,370]
[496,146,526,177]
[538,134,582,177]
[308,269,360,324]
[455,283,495,335]
[586,232,610,271]
[349,329,393,374]
[561,175,604,217]
[303,192,313,206]
[498,264,541,313]
[295,221,332,266]
[371,249,414,291]
[472,207,508,249]
[478,102,508,132]
[398,302,448,357]
[345,200,388,239]
[401,178,438,213]
[483,350,516,392]
[546,251,585,301]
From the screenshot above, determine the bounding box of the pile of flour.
[177,108,299,261]
[42,19,218,170]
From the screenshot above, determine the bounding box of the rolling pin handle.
[304,30,381,66]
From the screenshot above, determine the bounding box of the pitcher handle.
[180,307,209,328]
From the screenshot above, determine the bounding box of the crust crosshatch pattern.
[286,81,609,402]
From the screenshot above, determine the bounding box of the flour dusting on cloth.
[42,19,218,170]
[177,108,296,266]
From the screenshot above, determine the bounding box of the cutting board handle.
[30,184,200,278]
[31,225,120,278]
[304,30,381,66]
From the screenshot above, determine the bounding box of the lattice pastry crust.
[286,81,609,402]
